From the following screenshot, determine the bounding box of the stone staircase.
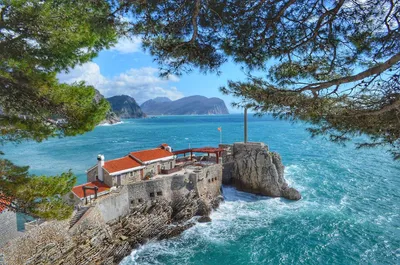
[69,207,90,228]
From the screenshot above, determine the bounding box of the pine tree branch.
[297,52,400,92]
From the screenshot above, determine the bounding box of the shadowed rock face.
[93,89,121,125]
[107,95,146,119]
[1,192,223,265]
[222,142,301,200]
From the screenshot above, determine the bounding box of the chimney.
[97,154,105,181]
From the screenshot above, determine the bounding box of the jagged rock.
[198,216,212,223]
[222,142,301,201]
[157,223,195,240]
[281,187,302,200]
[93,89,121,125]
[2,195,220,265]
[195,199,211,216]
[104,111,121,124]
[107,95,146,119]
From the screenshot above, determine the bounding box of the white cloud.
[57,62,183,103]
[109,36,142,54]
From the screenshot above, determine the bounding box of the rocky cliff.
[140,95,229,115]
[107,95,146,119]
[221,142,301,200]
[1,174,223,265]
[1,143,300,264]
[94,89,121,125]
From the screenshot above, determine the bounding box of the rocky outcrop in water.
[103,111,121,125]
[107,95,146,119]
[221,142,301,200]
[1,190,222,265]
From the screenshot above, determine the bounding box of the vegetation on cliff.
[0,0,117,219]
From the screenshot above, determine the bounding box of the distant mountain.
[107,95,146,118]
[94,89,121,124]
[140,97,171,112]
[140,95,229,115]
[153,97,172,103]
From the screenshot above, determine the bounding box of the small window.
[130,200,134,204]
[157,191,162,196]
[150,192,155,198]
[138,198,143,203]
[208,179,211,183]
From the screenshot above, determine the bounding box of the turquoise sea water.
[4,114,400,264]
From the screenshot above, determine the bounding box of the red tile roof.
[103,156,141,173]
[130,148,173,162]
[160,143,169,147]
[0,197,11,213]
[72,181,110,199]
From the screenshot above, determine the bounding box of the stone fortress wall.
[95,163,222,223]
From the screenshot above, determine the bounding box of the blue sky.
[58,37,250,113]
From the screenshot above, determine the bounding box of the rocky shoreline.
[2,192,222,265]
[1,142,300,265]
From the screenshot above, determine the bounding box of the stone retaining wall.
[0,210,18,248]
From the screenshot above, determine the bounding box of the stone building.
[69,144,176,203]
[0,198,19,248]
[70,144,225,204]
[86,143,175,187]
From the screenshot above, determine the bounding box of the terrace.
[159,147,225,175]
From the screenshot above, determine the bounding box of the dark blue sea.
[4,114,400,264]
